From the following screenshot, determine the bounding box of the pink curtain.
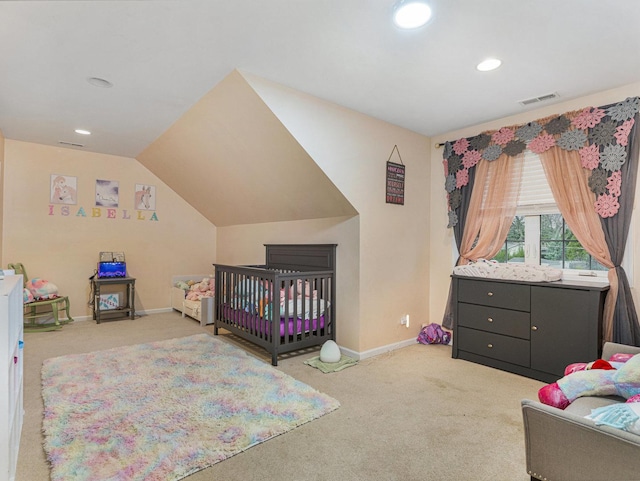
[538,147,616,340]
[443,97,640,344]
[458,153,524,265]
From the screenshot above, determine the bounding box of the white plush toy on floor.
[320,340,341,363]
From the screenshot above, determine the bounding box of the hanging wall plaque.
[385,145,405,205]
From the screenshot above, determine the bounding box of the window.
[489,151,613,279]
[540,214,607,271]
[495,213,607,272]
[493,216,524,263]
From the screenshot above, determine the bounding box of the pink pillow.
[610,352,635,363]
[26,278,58,300]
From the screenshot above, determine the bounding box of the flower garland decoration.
[443,97,639,227]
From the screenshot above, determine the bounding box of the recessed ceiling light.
[393,1,432,29]
[75,129,91,135]
[477,58,502,72]
[87,77,113,88]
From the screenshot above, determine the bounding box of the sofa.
[522,341,640,481]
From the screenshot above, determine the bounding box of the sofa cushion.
[566,395,624,417]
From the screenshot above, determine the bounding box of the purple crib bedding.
[221,305,326,337]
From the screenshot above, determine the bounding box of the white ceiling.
[1,0,640,159]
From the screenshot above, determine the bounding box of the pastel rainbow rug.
[41,333,339,481]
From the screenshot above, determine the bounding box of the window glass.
[493,213,607,271]
[507,215,525,263]
[540,213,563,268]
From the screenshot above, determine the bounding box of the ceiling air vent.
[58,141,84,147]
[519,92,559,106]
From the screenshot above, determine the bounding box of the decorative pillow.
[26,278,58,300]
[610,352,636,363]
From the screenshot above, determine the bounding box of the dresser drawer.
[457,279,530,311]
[457,327,530,367]
[458,303,530,339]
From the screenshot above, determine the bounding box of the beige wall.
[0,130,4,266]
[139,68,430,354]
[216,216,360,350]
[3,140,217,319]
[240,72,431,353]
[429,82,640,325]
[137,70,356,227]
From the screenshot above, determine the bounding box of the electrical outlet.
[400,315,410,328]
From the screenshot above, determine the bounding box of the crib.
[214,244,336,365]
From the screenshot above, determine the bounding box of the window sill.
[561,271,609,286]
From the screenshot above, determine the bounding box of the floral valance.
[443,97,640,228]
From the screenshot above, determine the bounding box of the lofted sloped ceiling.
[137,70,357,226]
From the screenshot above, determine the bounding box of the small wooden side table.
[91,277,136,323]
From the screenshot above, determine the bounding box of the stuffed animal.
[175,280,189,291]
[25,278,58,300]
[185,277,214,301]
[563,355,632,375]
[539,353,640,409]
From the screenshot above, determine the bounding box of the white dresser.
[0,276,24,481]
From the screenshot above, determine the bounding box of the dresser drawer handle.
[487,317,493,323]
[487,292,494,297]
[531,326,538,331]
[487,343,493,348]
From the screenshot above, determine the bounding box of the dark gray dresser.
[451,275,609,383]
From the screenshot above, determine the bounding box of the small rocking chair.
[8,263,73,332]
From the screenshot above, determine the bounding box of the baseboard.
[340,337,418,361]
[69,310,418,361]
[67,307,174,323]
[141,307,174,315]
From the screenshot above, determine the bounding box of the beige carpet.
[16,311,544,481]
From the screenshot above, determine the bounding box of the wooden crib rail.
[213,259,336,365]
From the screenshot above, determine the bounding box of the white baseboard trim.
[68,307,175,323]
[141,307,174,315]
[340,337,418,361]
[68,311,418,361]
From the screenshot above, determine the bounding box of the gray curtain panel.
[600,111,640,346]
[442,142,477,330]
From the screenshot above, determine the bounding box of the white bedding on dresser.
[453,259,563,282]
